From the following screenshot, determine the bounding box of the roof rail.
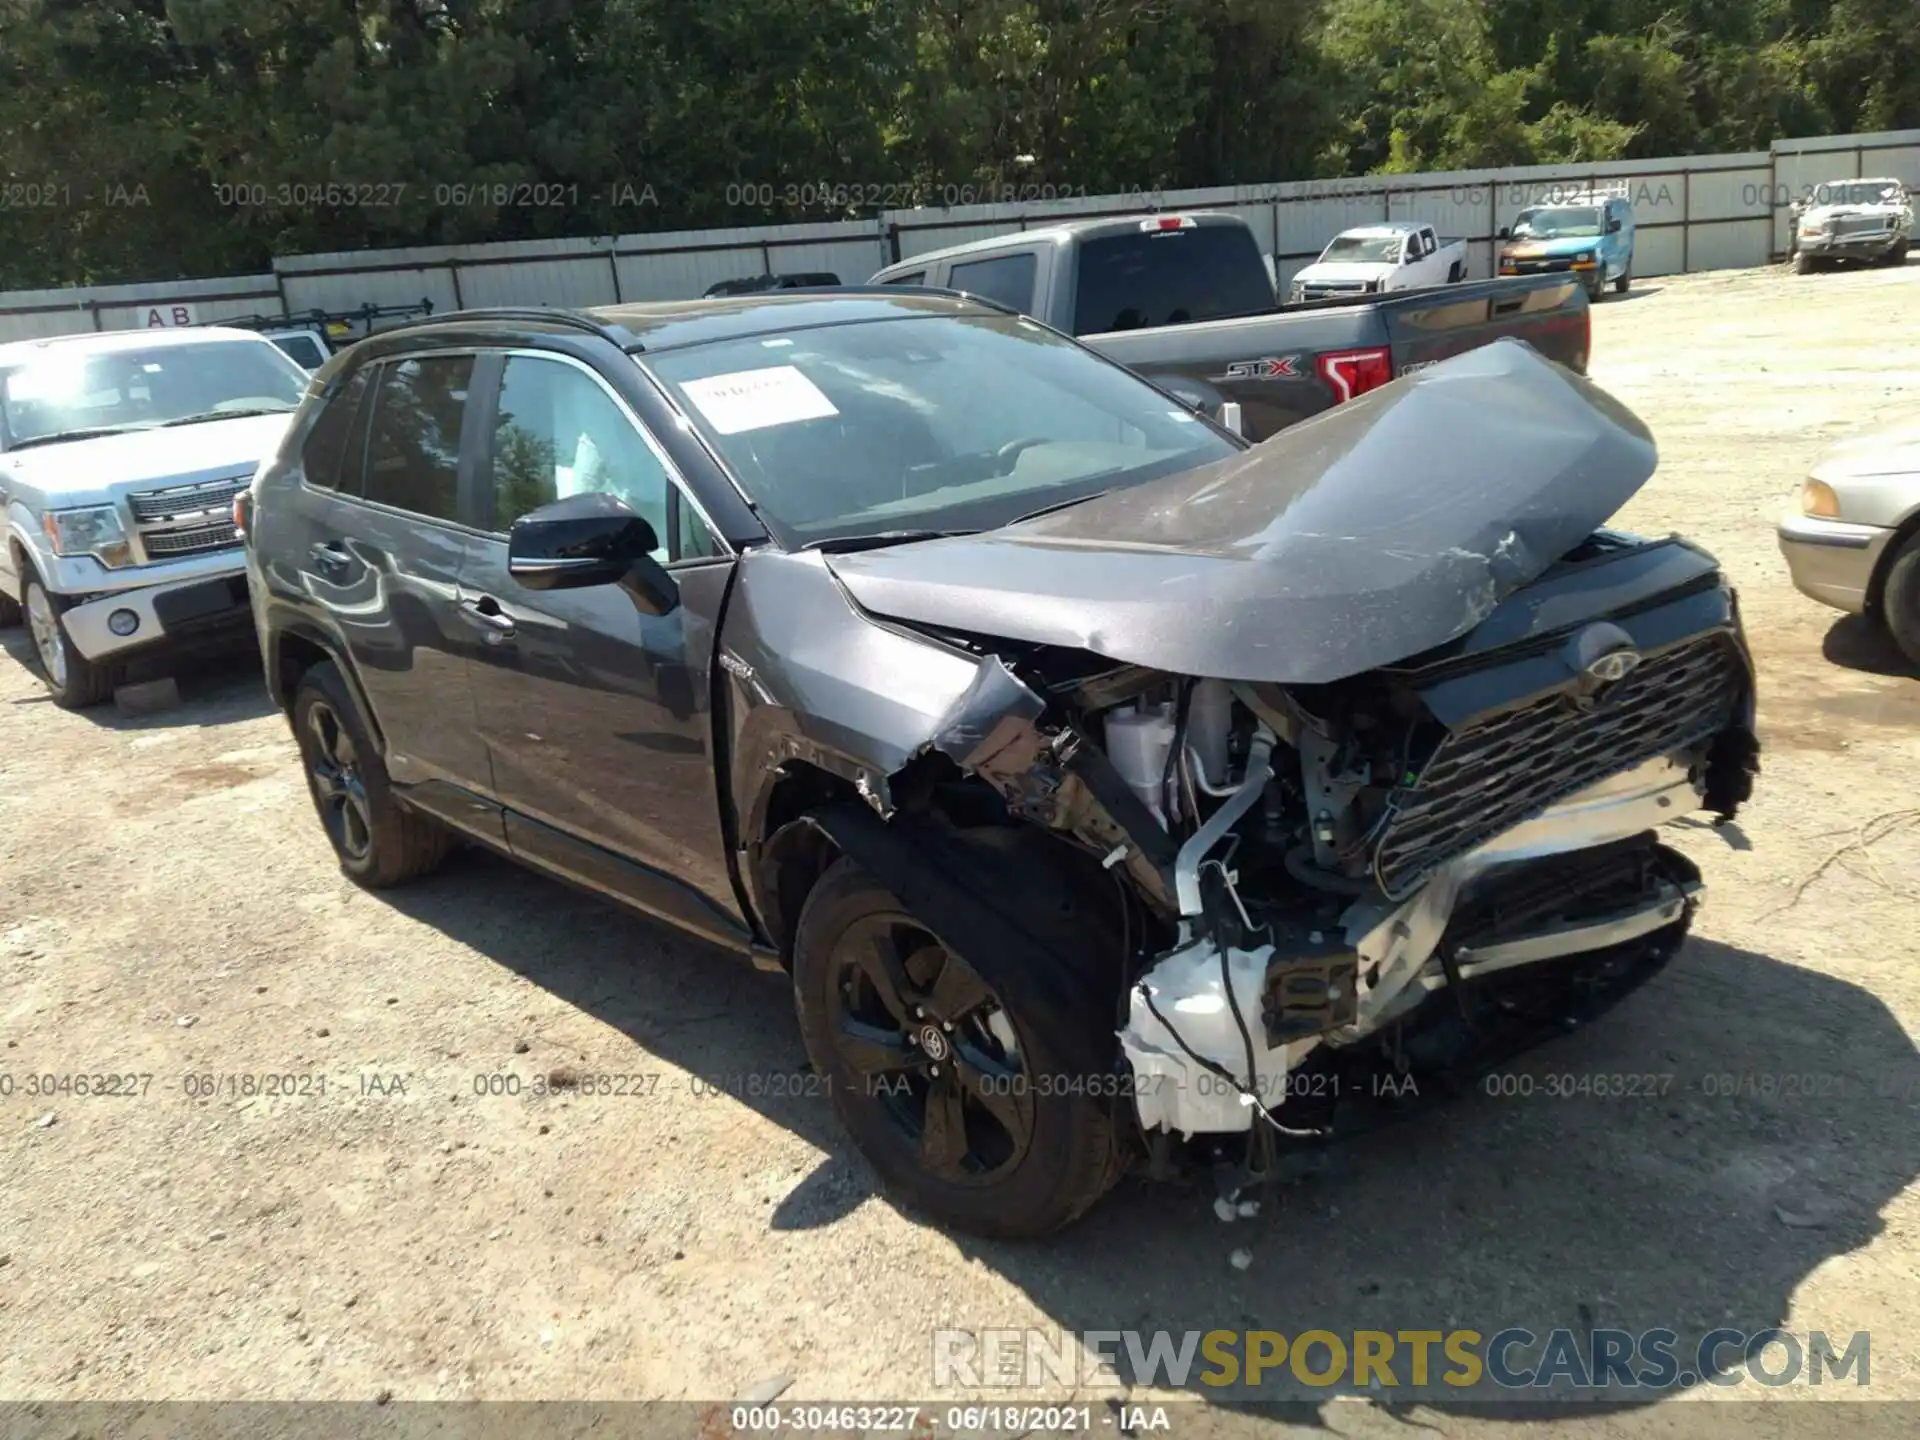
[383,305,642,350]
[776,283,1024,317]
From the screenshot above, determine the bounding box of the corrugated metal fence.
[3,127,1915,345]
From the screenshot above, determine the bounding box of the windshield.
[1512,206,1604,240]
[1320,235,1406,264]
[643,313,1239,547]
[0,338,306,448]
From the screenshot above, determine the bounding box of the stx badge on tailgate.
[1220,355,1301,380]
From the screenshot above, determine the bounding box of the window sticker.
[679,365,839,435]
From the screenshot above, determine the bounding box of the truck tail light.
[1316,346,1393,403]
[1140,215,1196,232]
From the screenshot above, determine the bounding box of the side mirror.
[1496,225,1511,241]
[1606,217,1623,233]
[507,492,680,615]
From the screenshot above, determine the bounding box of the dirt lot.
[2,258,1918,1434]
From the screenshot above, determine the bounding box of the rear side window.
[1072,225,1275,335]
[300,368,372,491]
[273,334,327,370]
[949,253,1038,312]
[882,271,926,286]
[361,355,474,523]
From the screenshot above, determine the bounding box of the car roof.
[0,325,273,367]
[356,290,1012,358]
[876,210,1250,274]
[1337,222,1424,237]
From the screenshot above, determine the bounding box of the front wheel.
[291,660,453,887]
[1879,533,1920,671]
[1794,251,1819,275]
[791,856,1123,1238]
[23,578,112,708]
[1884,238,1910,266]
[1612,267,1630,295]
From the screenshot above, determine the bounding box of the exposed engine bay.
[891,532,1759,1168]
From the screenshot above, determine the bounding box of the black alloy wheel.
[305,697,375,863]
[826,911,1035,1183]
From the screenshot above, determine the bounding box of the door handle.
[308,541,351,573]
[1492,298,1524,315]
[461,596,516,640]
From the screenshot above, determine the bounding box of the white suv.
[0,328,308,706]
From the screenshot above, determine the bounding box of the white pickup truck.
[1288,221,1468,303]
[0,328,307,706]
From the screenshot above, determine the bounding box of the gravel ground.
[1,258,1917,1436]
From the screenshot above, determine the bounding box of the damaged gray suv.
[243,293,1759,1238]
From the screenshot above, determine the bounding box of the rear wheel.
[291,661,453,887]
[791,855,1122,1238]
[23,578,112,709]
[1879,533,1920,670]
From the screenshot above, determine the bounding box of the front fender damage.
[923,656,1179,913]
[794,802,1117,1080]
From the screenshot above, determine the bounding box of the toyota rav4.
[243,294,1759,1238]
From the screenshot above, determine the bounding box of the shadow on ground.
[1822,612,1915,679]
[379,845,1919,1417]
[0,629,273,728]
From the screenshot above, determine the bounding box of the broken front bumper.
[1795,231,1900,259]
[1121,749,1708,1139]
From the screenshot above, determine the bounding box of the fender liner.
[802,803,1118,1079]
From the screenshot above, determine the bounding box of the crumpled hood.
[827,339,1659,685]
[0,412,289,504]
[1799,202,1904,222]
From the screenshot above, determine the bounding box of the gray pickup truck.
[870,212,1591,441]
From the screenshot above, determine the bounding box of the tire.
[1884,237,1909,266]
[290,660,452,887]
[22,577,113,708]
[1794,251,1819,275]
[1612,267,1630,295]
[791,855,1123,1239]
[0,585,20,628]
[1879,532,1920,671]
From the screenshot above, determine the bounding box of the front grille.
[128,476,248,559]
[1833,215,1889,238]
[1372,634,1746,899]
[1300,284,1370,300]
[143,520,240,556]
